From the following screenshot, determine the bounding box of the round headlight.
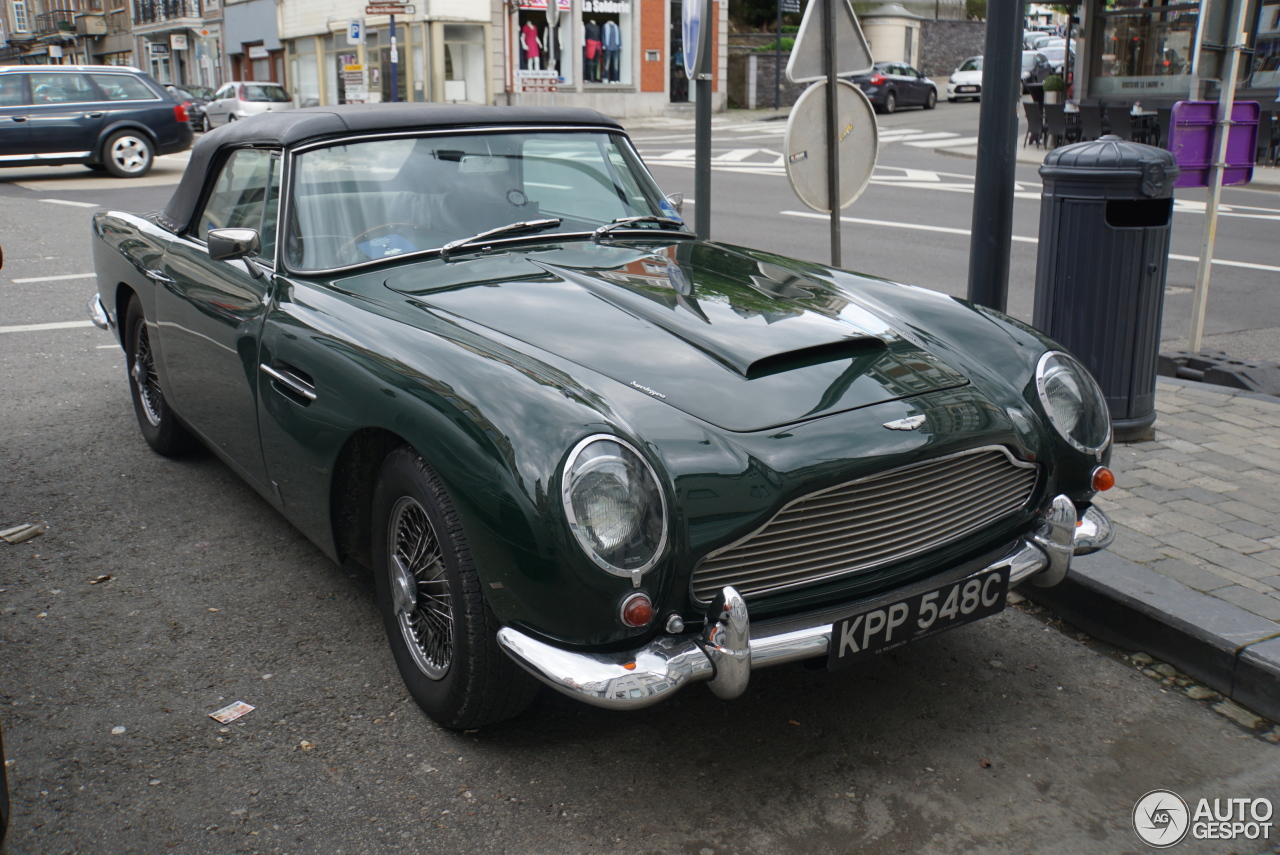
[562,435,668,579]
[1035,351,1111,454]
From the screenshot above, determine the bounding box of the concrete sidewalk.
[1032,377,1280,726]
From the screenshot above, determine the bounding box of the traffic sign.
[784,79,878,212]
[682,0,711,79]
[785,0,874,82]
[366,4,414,14]
[348,19,363,44]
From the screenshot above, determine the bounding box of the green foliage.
[964,0,986,19]
[730,0,804,31]
[753,37,796,52]
[1042,74,1065,91]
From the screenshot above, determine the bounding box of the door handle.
[12,116,26,123]
[261,363,317,403]
[144,268,176,285]
[84,111,105,119]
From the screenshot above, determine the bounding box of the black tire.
[123,295,198,456]
[200,114,211,133]
[372,446,538,730]
[925,88,937,110]
[884,91,897,114]
[102,131,154,178]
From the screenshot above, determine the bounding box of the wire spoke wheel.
[130,319,163,428]
[389,496,453,680]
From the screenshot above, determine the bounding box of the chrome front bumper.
[87,295,112,331]
[496,496,1112,711]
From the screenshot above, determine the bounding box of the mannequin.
[602,19,620,82]
[583,19,602,82]
[522,19,542,71]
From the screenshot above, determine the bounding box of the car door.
[157,147,281,487]
[206,84,234,125]
[903,65,926,104]
[0,74,31,159]
[24,72,108,158]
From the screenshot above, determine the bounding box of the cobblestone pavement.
[1096,378,1280,622]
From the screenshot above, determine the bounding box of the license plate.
[827,568,1008,669]
[958,86,978,92]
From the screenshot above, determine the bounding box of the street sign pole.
[965,0,1021,312]
[390,13,398,102]
[1188,0,1248,353]
[824,0,840,267]
[684,0,713,240]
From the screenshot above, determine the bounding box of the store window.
[367,27,409,103]
[443,24,486,103]
[289,38,320,107]
[1091,2,1198,98]
[516,0,573,83]
[669,0,688,101]
[323,33,363,104]
[1253,0,1280,90]
[582,0,631,84]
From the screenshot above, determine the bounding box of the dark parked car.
[88,105,1115,730]
[848,61,938,113]
[1022,50,1054,91]
[0,65,193,177]
[165,84,211,129]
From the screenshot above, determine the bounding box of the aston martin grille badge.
[883,415,927,431]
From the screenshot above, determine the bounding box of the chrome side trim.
[260,364,317,402]
[498,498,1113,710]
[86,295,111,330]
[0,151,92,162]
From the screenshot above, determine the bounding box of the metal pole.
[965,0,1022,311]
[1188,0,1248,353]
[776,0,782,110]
[390,14,398,102]
[824,0,841,267]
[694,0,713,240]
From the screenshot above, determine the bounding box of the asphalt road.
[633,100,1280,362]
[2,123,1280,855]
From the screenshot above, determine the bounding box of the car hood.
[951,70,982,83]
[384,241,969,432]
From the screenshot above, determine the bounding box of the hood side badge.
[883,415,926,431]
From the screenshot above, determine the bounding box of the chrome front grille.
[691,447,1040,602]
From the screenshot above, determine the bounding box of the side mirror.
[665,193,684,216]
[207,228,261,262]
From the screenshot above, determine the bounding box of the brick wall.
[640,0,663,92]
[918,19,984,80]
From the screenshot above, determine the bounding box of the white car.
[946,56,983,101]
[200,81,293,131]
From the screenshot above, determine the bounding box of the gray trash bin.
[1033,135,1180,442]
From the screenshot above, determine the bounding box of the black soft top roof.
[159,103,623,232]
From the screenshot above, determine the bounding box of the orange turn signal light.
[620,593,654,628]
[1092,466,1115,492]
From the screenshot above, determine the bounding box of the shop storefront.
[1080,0,1280,105]
[283,16,492,107]
[501,0,725,118]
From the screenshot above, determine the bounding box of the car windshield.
[959,58,982,72]
[286,130,680,271]
[243,83,291,102]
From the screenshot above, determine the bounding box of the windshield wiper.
[592,216,690,241]
[440,218,562,258]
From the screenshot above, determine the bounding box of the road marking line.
[0,320,96,334]
[781,210,1280,272]
[914,136,981,148]
[96,344,118,349]
[884,132,959,143]
[713,149,761,162]
[39,199,101,208]
[11,272,96,283]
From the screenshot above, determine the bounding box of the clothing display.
[601,20,621,82]
[583,19,602,82]
[521,20,541,70]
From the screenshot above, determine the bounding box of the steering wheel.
[337,222,436,263]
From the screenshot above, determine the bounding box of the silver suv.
[0,65,194,178]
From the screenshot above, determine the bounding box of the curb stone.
[1028,550,1280,724]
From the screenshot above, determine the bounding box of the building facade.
[1,0,94,64]
[497,0,727,117]
[1077,0,1278,106]
[278,0,493,107]
[224,0,283,84]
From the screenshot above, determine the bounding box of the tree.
[965,0,987,19]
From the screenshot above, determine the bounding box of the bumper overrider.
[496,495,1112,710]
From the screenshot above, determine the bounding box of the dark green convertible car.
[89,104,1115,729]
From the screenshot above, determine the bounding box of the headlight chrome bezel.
[1034,350,1112,456]
[561,434,669,582]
